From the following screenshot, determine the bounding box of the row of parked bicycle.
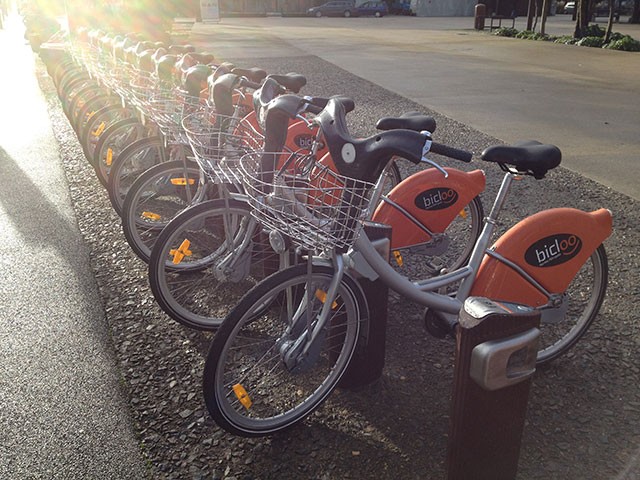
[46,26,612,438]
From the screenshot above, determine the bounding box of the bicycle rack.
[447,296,540,480]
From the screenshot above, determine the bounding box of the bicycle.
[145,91,452,331]
[118,70,308,264]
[105,60,263,215]
[145,82,336,330]
[202,95,612,437]
[119,70,273,262]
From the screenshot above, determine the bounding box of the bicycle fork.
[213,199,258,283]
[279,253,346,373]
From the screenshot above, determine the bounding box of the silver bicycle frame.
[349,170,519,315]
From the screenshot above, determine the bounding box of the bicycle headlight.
[269,230,287,254]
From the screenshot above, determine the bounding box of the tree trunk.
[532,0,540,31]
[604,2,615,42]
[574,0,590,37]
[631,0,640,23]
[527,0,535,29]
[540,0,549,34]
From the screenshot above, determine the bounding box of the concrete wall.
[412,0,477,16]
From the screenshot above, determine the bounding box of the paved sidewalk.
[0,14,148,479]
[189,15,640,200]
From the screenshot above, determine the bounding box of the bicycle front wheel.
[203,264,365,437]
[79,104,135,160]
[121,160,204,263]
[536,244,608,365]
[92,119,148,185]
[107,136,169,216]
[71,91,115,135]
[148,198,279,330]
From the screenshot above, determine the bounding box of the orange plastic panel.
[371,168,486,249]
[471,208,612,306]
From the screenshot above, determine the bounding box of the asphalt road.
[1,11,636,479]
[0,14,148,479]
[189,15,640,200]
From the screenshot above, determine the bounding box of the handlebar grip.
[430,142,473,163]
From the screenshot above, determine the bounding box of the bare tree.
[532,0,540,31]
[604,1,615,42]
[631,0,640,23]
[540,0,550,34]
[574,0,590,37]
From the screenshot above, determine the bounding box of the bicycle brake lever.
[420,156,449,178]
[295,113,314,128]
[421,132,448,178]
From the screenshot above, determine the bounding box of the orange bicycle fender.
[371,168,486,249]
[471,208,613,306]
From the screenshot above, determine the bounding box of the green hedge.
[493,25,639,51]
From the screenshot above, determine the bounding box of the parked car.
[389,0,414,15]
[592,1,623,19]
[563,1,576,14]
[307,1,359,17]
[357,0,389,16]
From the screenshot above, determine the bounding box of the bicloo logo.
[414,187,458,211]
[525,233,582,267]
[294,134,315,150]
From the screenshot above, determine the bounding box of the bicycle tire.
[56,69,90,100]
[59,77,92,117]
[107,136,168,215]
[536,244,608,365]
[79,104,136,161]
[51,59,82,88]
[67,85,110,132]
[203,263,366,437]
[92,118,148,186]
[121,160,203,262]
[60,79,99,119]
[54,65,85,94]
[383,159,402,194]
[390,195,484,280]
[148,198,279,330]
[73,92,119,138]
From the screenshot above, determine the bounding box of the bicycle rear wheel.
[73,93,119,140]
[148,198,279,330]
[79,104,136,161]
[107,136,169,216]
[536,244,608,365]
[203,264,365,437]
[92,119,149,185]
[390,195,484,280]
[121,160,204,262]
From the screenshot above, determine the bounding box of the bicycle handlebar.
[428,141,473,163]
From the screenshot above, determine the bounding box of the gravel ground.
[38,50,639,480]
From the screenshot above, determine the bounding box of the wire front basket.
[148,89,203,141]
[183,109,265,184]
[240,152,375,253]
[128,72,161,111]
